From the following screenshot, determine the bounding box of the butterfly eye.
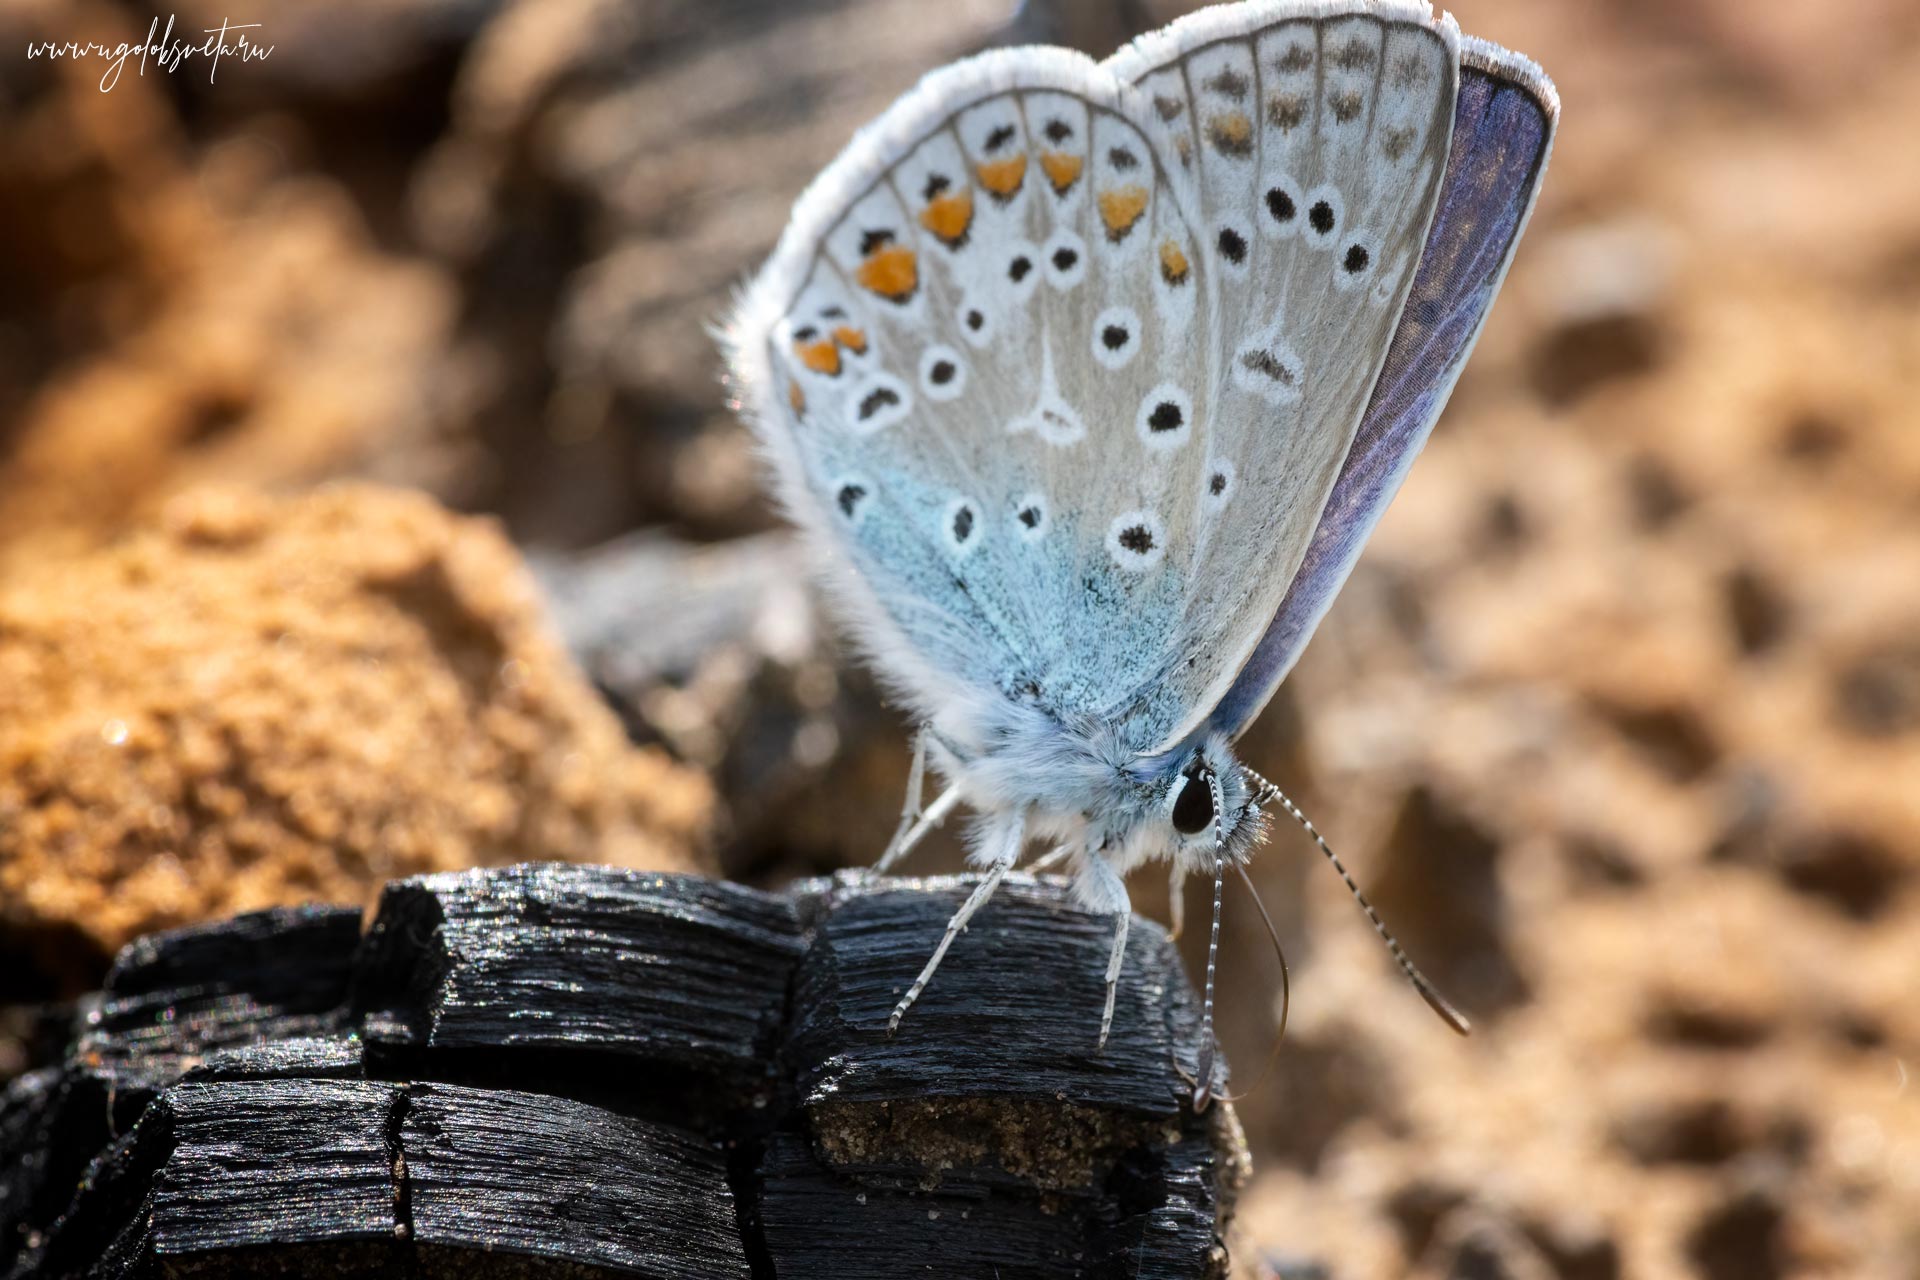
[1170,770,1215,836]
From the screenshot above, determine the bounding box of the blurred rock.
[1522,220,1675,408]
[408,0,1014,543]
[531,530,952,880]
[0,3,475,567]
[0,486,710,996]
[991,0,1160,55]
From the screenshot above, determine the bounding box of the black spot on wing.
[1203,69,1249,100]
[858,386,901,420]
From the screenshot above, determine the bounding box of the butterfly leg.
[872,730,965,876]
[1167,866,1186,942]
[888,811,1023,1033]
[1026,843,1074,873]
[1075,852,1132,1051]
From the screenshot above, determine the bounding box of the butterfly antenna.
[1173,768,1230,1112]
[1168,786,1295,1110]
[1194,859,1293,1108]
[1243,767,1471,1037]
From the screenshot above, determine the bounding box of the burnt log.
[1,866,1247,1279]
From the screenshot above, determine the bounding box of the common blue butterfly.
[727,0,1557,1101]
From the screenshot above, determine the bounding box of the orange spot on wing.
[1039,151,1083,194]
[1097,185,1150,241]
[788,380,805,414]
[974,154,1027,200]
[795,338,840,376]
[1159,239,1190,285]
[856,244,918,302]
[919,191,973,246]
[833,326,868,354]
[1206,111,1253,156]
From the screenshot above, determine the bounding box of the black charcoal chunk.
[6,866,1245,1277]
[355,865,804,1087]
[402,1082,747,1279]
[5,903,365,1280]
[83,906,363,1066]
[1,1067,65,1267]
[1085,1134,1230,1277]
[0,1060,169,1274]
[181,1036,366,1083]
[20,1097,177,1280]
[787,874,1217,1115]
[148,1080,401,1258]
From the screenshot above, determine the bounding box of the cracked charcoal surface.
[0,864,1242,1279]
[356,865,804,1081]
[787,876,1222,1116]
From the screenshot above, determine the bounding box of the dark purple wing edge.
[1206,39,1561,740]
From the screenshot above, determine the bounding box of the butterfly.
[727,0,1557,1102]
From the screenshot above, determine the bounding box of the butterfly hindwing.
[1208,37,1561,738]
[1102,2,1461,753]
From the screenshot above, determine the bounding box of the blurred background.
[2,0,1917,1276]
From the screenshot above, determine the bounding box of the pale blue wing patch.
[1208,38,1560,739]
